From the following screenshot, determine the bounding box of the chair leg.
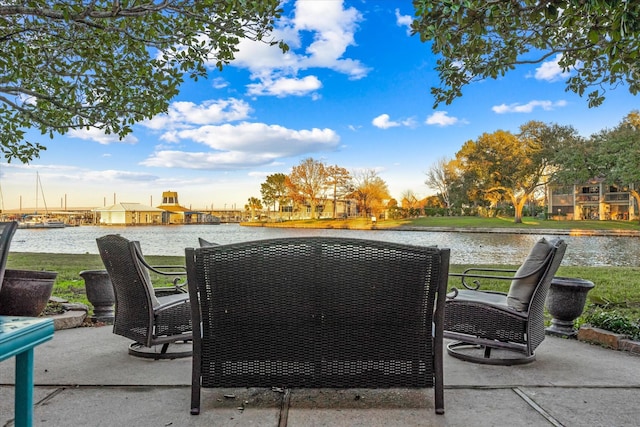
[191,345,202,415]
[483,346,492,359]
[160,343,170,354]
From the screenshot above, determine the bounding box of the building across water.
[94,192,221,225]
[549,179,637,221]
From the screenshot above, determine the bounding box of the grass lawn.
[6,254,640,337]
[401,216,640,231]
[248,215,640,231]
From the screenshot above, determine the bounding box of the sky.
[1,0,638,212]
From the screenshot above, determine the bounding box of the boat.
[18,215,66,229]
[17,172,66,229]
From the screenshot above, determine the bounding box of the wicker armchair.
[444,238,567,365]
[186,237,450,415]
[0,221,18,289]
[96,234,192,359]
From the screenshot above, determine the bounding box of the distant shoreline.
[241,221,640,237]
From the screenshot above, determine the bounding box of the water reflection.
[11,224,640,267]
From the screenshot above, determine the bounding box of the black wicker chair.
[96,234,192,359]
[186,237,450,415]
[0,221,18,289]
[444,238,567,365]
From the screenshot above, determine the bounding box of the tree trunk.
[310,200,317,219]
[513,195,528,224]
[631,190,640,224]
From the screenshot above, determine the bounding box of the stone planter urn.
[0,269,58,317]
[80,270,115,324]
[545,276,595,337]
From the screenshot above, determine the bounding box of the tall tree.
[425,157,455,211]
[245,196,263,222]
[1,1,286,162]
[286,158,328,219]
[455,122,578,223]
[325,165,351,219]
[260,173,288,218]
[349,169,390,218]
[412,1,640,108]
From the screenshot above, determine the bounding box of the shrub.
[583,308,640,340]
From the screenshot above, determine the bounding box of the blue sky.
[1,0,638,212]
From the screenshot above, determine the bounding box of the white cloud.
[395,8,413,35]
[425,111,459,127]
[211,78,229,89]
[534,54,572,82]
[247,75,322,97]
[372,114,400,129]
[141,122,340,170]
[372,114,418,129]
[220,0,370,98]
[83,170,159,182]
[293,0,365,76]
[141,150,277,170]
[492,100,568,114]
[142,98,252,131]
[67,127,139,145]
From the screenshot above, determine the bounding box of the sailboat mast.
[35,172,39,214]
[36,172,50,215]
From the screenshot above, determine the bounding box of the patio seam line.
[35,387,65,406]
[444,384,640,389]
[278,388,291,427]
[512,387,564,427]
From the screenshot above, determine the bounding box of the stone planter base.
[80,269,115,324]
[545,277,594,337]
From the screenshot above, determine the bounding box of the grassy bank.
[6,248,640,337]
[244,215,640,231]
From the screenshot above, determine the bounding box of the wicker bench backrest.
[186,237,449,414]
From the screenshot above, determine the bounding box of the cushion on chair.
[449,289,510,307]
[506,237,554,311]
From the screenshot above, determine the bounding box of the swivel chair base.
[447,341,535,366]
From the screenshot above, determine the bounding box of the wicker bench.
[185,237,450,415]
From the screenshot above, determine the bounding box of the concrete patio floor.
[2,325,640,426]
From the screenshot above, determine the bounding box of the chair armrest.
[134,251,187,292]
[449,267,519,290]
[449,246,556,290]
[142,263,187,276]
[153,293,189,314]
[154,286,185,296]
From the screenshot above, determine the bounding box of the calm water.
[9,224,640,267]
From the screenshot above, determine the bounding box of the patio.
[2,325,640,426]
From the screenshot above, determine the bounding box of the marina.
[16,215,66,229]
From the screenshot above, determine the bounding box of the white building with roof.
[94,202,166,225]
